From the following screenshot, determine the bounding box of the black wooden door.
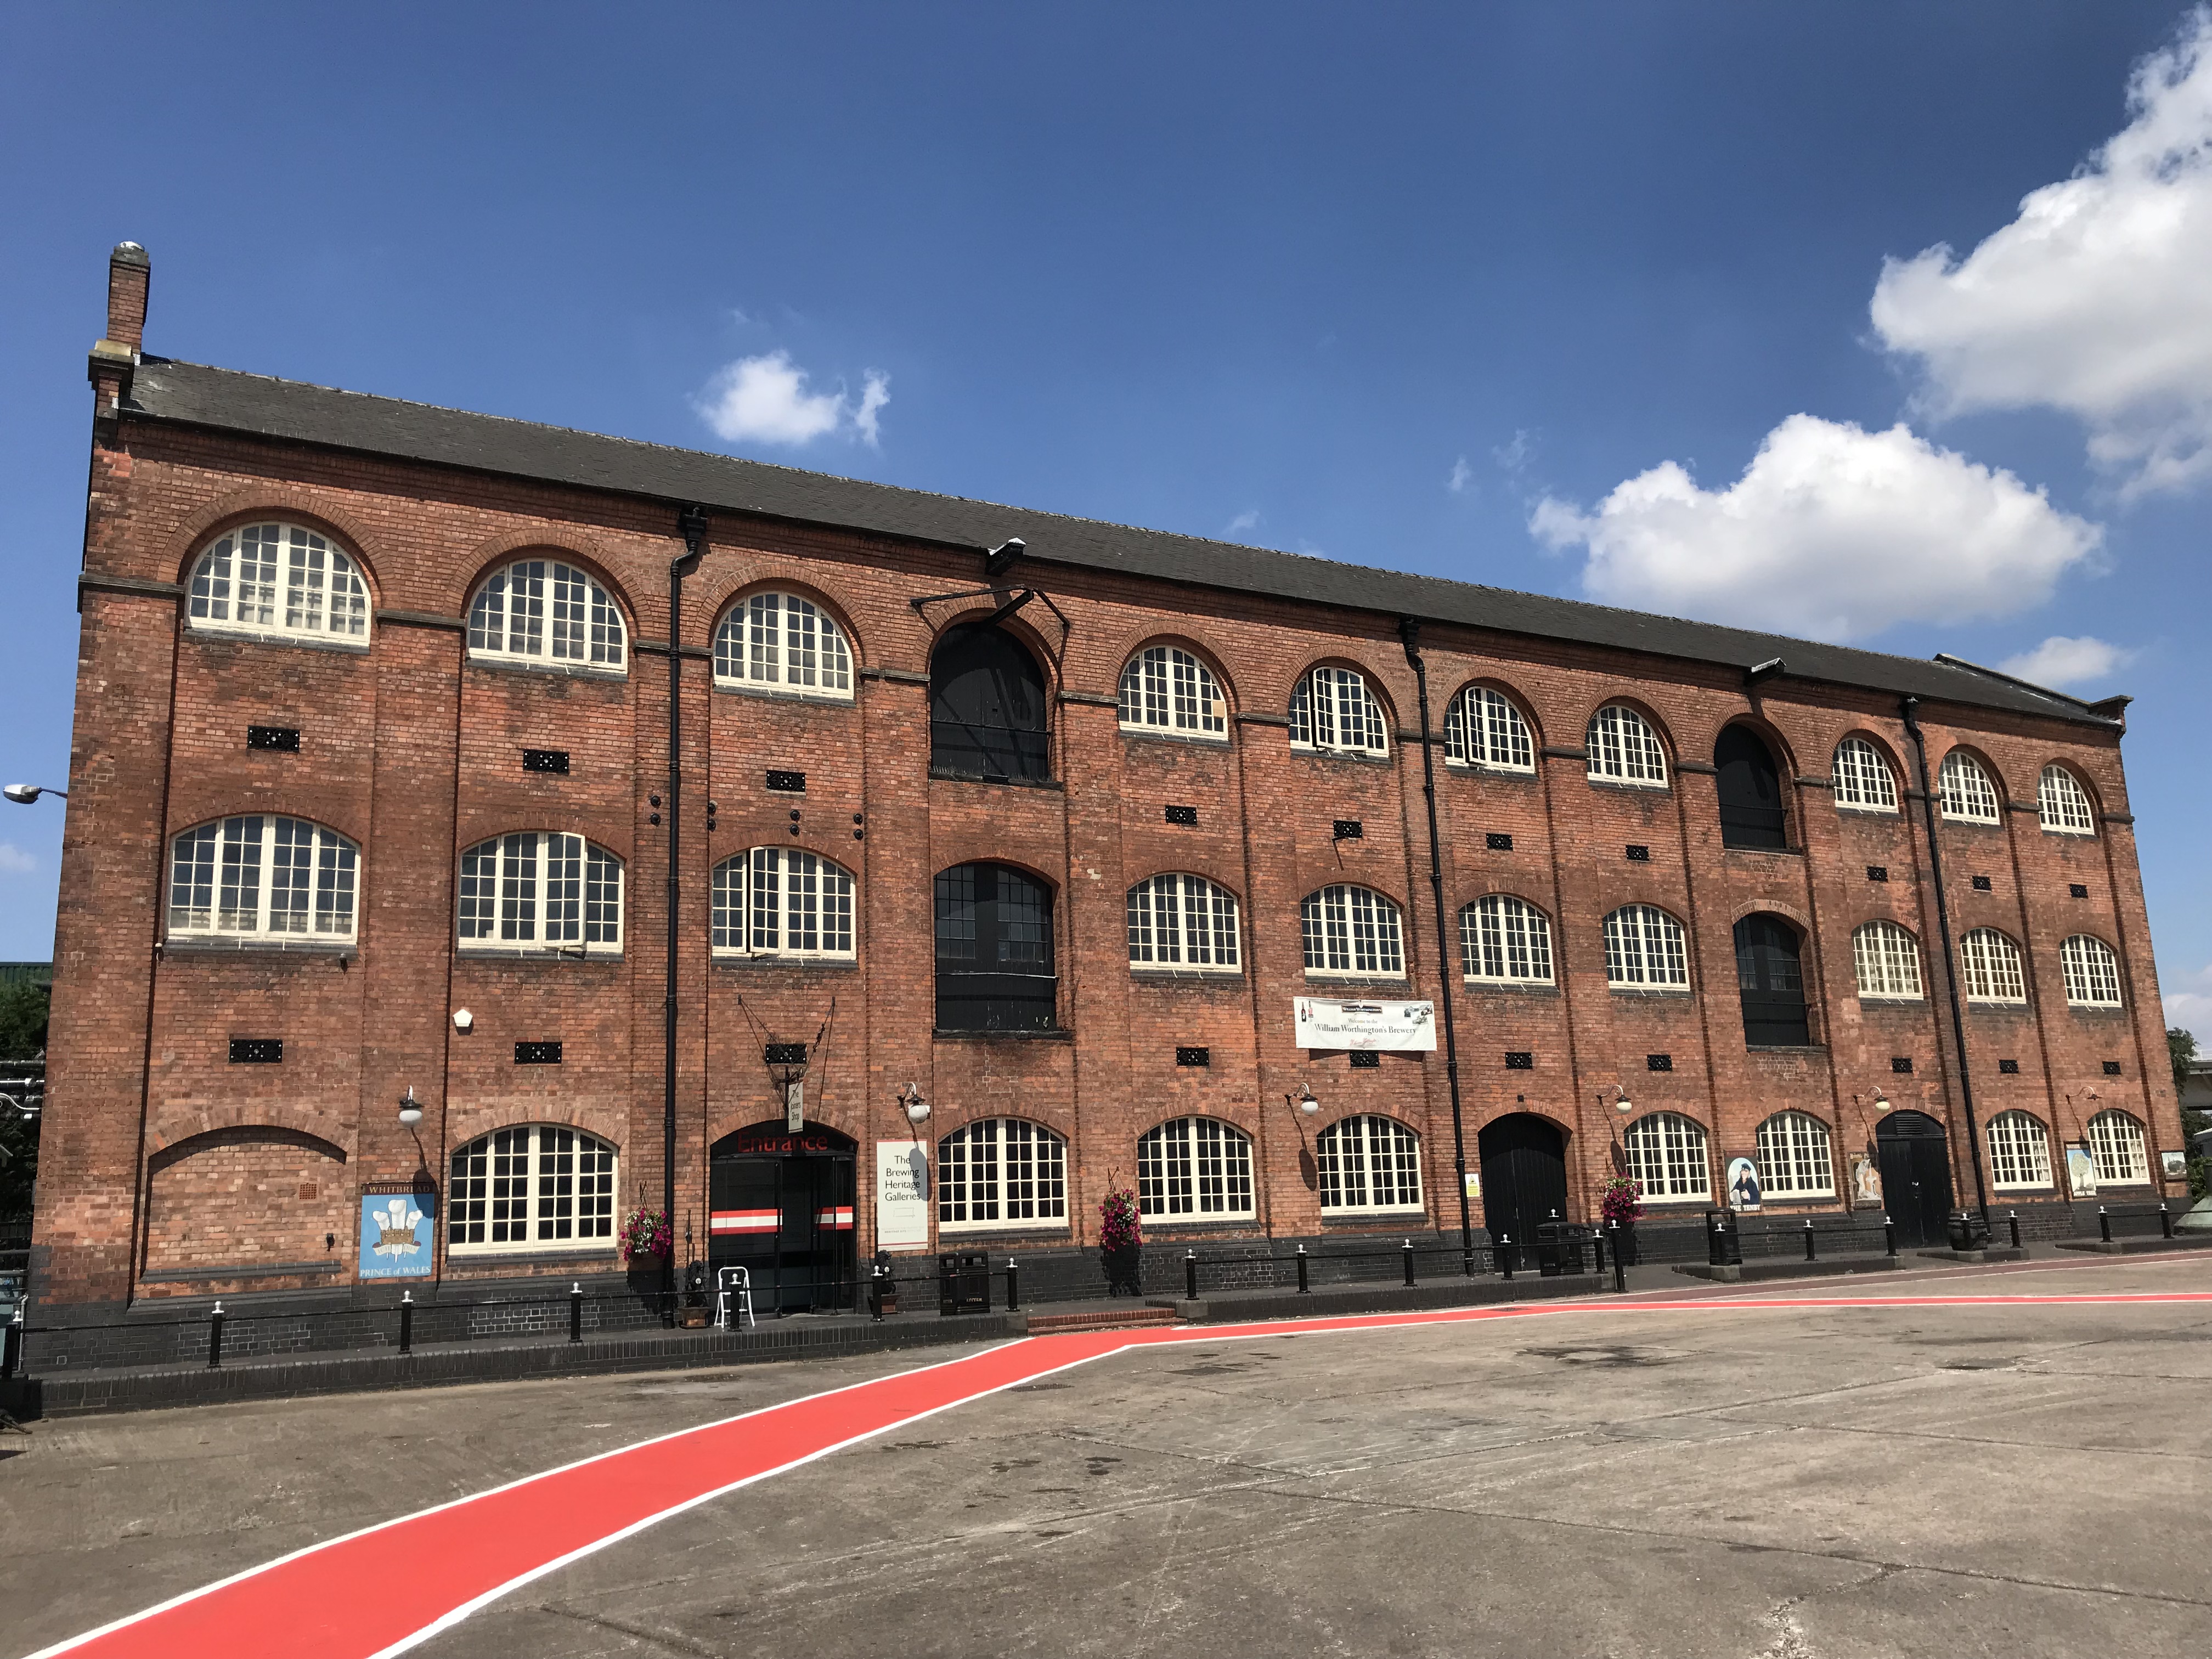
[1876,1111,1954,1247]
[1716,726,1789,849]
[1479,1114,1568,1248]
[929,623,1049,780]
[935,864,1058,1031]
[1734,914,1810,1047]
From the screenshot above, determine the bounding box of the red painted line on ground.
[30,1288,2212,1659]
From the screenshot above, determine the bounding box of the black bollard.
[399,1290,414,1356]
[1610,1220,1627,1293]
[1007,1257,1022,1311]
[2008,1210,2022,1250]
[2098,1205,2112,1243]
[1804,1219,1817,1262]
[1499,1233,1515,1280]
[1185,1249,1199,1301]
[1403,1239,1416,1286]
[207,1301,225,1369]
[2160,1202,2174,1240]
[569,1282,584,1343]
[1883,1216,1897,1257]
[2,1305,21,1378]
[1295,1243,1310,1294]
[1593,1231,1606,1274]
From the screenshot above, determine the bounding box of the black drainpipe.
[1399,618,1475,1274]
[665,506,709,1323]
[1900,696,1990,1221]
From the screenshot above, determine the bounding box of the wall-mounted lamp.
[398,1086,424,1128]
[1612,1087,1634,1115]
[1871,1088,1891,1112]
[1285,1083,1320,1115]
[452,1008,473,1033]
[898,1082,931,1126]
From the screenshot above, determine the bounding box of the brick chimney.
[89,240,149,421]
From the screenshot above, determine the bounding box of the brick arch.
[167,803,372,850]
[1576,692,1680,763]
[172,489,387,596]
[444,1109,627,1155]
[929,1104,1079,1148]
[1460,885,1555,916]
[1441,674,1548,749]
[1301,876,1413,912]
[146,1111,351,1162]
[2038,759,2107,819]
[1132,1106,1263,1144]
[1096,626,1243,715]
[928,849,1062,893]
[1938,742,2013,805]
[143,1124,353,1281]
[1711,713,1802,781]
[1830,725,1909,789]
[923,596,1065,677]
[458,537,637,640]
[1727,896,1813,930]
[454,822,635,866]
[1125,861,1245,901]
[702,576,870,673]
[1471,1101,1575,1141]
[1285,651,1404,727]
[712,839,860,879]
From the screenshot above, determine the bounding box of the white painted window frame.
[1604,904,1689,988]
[1289,666,1389,757]
[1623,1112,1712,1200]
[713,591,854,699]
[710,848,856,959]
[1957,927,2027,1004]
[1443,686,1534,772]
[186,523,371,646]
[2059,934,2123,1007]
[1460,894,1554,984]
[2087,1110,2148,1184]
[167,815,359,943]
[1301,884,1406,978]
[1938,751,2001,824]
[1832,737,1899,812]
[1755,1111,1836,1197]
[457,832,624,956]
[1316,1115,1425,1214]
[447,1124,618,1255]
[1986,1111,2053,1190]
[1137,1116,1256,1220]
[1585,704,1668,787]
[466,558,626,671]
[1126,873,1240,970]
[1852,920,1924,1000]
[937,1118,1069,1231]
[2038,765,2096,835]
[1118,646,1227,738]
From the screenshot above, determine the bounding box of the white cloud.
[1493,430,1532,475]
[2164,962,2212,1044]
[696,351,890,448]
[1530,414,2103,641]
[1996,634,2140,690]
[1225,508,1262,536]
[1447,457,1473,494]
[1871,9,2212,495]
[0,844,35,875]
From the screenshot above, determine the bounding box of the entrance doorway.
[709,1121,857,1314]
[1478,1113,1569,1246]
[1876,1110,1954,1248]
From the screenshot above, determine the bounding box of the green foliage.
[2173,1026,2199,1097]
[0,980,47,1062]
[0,979,45,1232]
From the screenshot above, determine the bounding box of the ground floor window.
[938,1118,1068,1229]
[1317,1115,1424,1213]
[1623,1112,1711,1200]
[1986,1111,2053,1190]
[2087,1109,2148,1184]
[1138,1117,1255,1220]
[1754,1111,1834,1197]
[448,1125,616,1252]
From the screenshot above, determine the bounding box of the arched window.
[1604,905,1688,989]
[1832,737,1898,812]
[2059,935,2123,1007]
[168,816,359,943]
[1716,726,1789,849]
[458,833,624,955]
[1957,928,2027,1003]
[1301,885,1405,977]
[1586,704,1667,787]
[1289,665,1387,757]
[448,1125,616,1254]
[187,523,370,645]
[1459,895,1553,984]
[1138,1117,1256,1219]
[1756,1111,1835,1198]
[1938,751,2001,824]
[1987,1111,2053,1190]
[1734,915,1809,1046]
[1127,874,1240,971]
[937,1119,1067,1229]
[1852,921,1924,1000]
[1443,686,1534,771]
[935,864,1056,1031]
[1623,1113,1711,1200]
[930,623,1050,781]
[711,849,855,959]
[1118,646,1226,738]
[1317,1115,1424,1213]
[467,559,625,670]
[713,592,853,698]
[2087,1110,2149,1184]
[2038,765,2096,835]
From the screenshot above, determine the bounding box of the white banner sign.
[1294,997,1437,1051]
[875,1140,932,1249]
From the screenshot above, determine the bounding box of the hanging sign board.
[2064,1143,2100,1199]
[1725,1156,1763,1213]
[358,1184,436,1280]
[784,1079,805,1133]
[1294,998,1437,1052]
[876,1140,931,1249]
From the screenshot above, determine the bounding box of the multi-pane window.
[167,816,359,943]
[1316,1115,1424,1213]
[447,1125,616,1252]
[1459,895,1553,984]
[2038,765,2096,835]
[1852,921,1924,1000]
[935,864,1058,1031]
[466,559,626,670]
[713,591,853,698]
[1289,666,1387,757]
[1987,1111,2053,1190]
[1118,646,1227,738]
[458,833,624,955]
[1443,686,1534,771]
[937,1119,1068,1229]
[188,523,371,644]
[1755,1111,1835,1197]
[1938,751,2001,823]
[1623,1112,1711,1200]
[1126,874,1240,970]
[2087,1110,2149,1183]
[2059,934,2123,1007]
[1301,884,1405,977]
[1586,704,1668,787]
[1604,905,1689,988]
[1958,928,2027,1003]
[1137,1118,1256,1220]
[1832,737,1899,812]
[711,849,855,959]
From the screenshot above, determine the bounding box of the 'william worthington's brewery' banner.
[1294,998,1438,1052]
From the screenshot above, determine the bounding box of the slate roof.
[122,357,2118,730]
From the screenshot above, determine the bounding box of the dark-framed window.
[1716,725,1788,850]
[935,863,1058,1031]
[929,623,1050,781]
[1734,913,1810,1046]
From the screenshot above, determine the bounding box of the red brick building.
[31,244,2187,1331]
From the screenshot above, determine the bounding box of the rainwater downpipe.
[666,505,709,1323]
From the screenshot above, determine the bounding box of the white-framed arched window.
[1443,686,1534,771]
[167,816,359,944]
[458,833,623,955]
[1127,873,1240,971]
[188,523,371,646]
[1460,894,1553,984]
[2038,765,2096,835]
[713,591,853,699]
[1756,1111,1835,1197]
[1118,646,1226,738]
[1938,751,2001,824]
[1987,1111,2053,1190]
[1317,1115,1424,1214]
[448,1125,616,1254]
[1623,1112,1711,1200]
[1852,921,1923,1000]
[1958,928,2027,1003]
[1301,884,1405,977]
[1832,737,1898,812]
[1138,1117,1255,1220]
[1604,904,1688,988]
[1586,704,1668,787]
[711,848,855,960]
[2087,1110,2149,1184]
[938,1119,1068,1230]
[2059,934,2123,1007]
[1289,665,1387,757]
[467,558,625,671]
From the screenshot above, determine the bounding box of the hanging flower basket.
[619,1207,673,1263]
[1098,1185,1143,1296]
[1599,1176,1643,1266]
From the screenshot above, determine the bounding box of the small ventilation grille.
[228,1038,283,1064]
[1971,874,1993,892]
[515,1041,563,1065]
[521,748,569,775]
[1997,1059,2021,1075]
[1891,1056,1915,1075]
[1504,1051,1533,1070]
[1332,820,1363,841]
[2102,1060,2123,1076]
[1486,832,1514,852]
[246,725,300,752]
[1348,1051,1380,1069]
[766,770,806,793]
[1646,1053,1673,1072]
[1176,1046,1210,1068]
[1866,865,1888,883]
[1165,804,1199,826]
[764,1042,808,1066]
[2069,883,2090,899]
[1624,844,1651,862]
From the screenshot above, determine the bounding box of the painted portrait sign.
[358,1188,436,1280]
[1725,1156,1763,1213]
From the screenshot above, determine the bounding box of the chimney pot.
[105,241,150,351]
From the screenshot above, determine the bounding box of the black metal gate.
[1876,1110,1954,1248]
[709,1122,857,1314]
[1479,1112,1569,1248]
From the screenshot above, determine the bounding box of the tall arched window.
[1852,921,1924,1000]
[1301,885,1405,977]
[1126,874,1240,970]
[1716,726,1789,849]
[711,849,855,959]
[1987,1111,2053,1190]
[458,833,624,955]
[937,1119,1068,1229]
[1586,704,1667,787]
[1317,1116,1424,1213]
[1138,1118,1255,1220]
[935,864,1056,1031]
[930,623,1050,781]
[1118,646,1226,738]
[713,592,853,698]
[1623,1113,1711,1200]
[1958,928,2027,1003]
[1756,1111,1835,1197]
[1443,686,1534,771]
[1604,905,1688,988]
[2087,1109,2149,1183]
[1832,737,1899,812]
[2059,935,2123,1007]
[1734,915,1809,1046]
[1938,751,2001,824]
[1459,895,1553,984]
[168,816,359,943]
[187,523,370,645]
[448,1125,616,1254]
[2038,765,2096,835]
[467,559,625,670]
[1290,665,1387,757]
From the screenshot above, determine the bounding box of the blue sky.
[2,3,2207,1034]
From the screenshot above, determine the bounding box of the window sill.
[1444,761,1537,781]
[1303,976,1412,990]
[2065,1004,2130,1018]
[935,1226,1074,1247]
[138,1259,343,1283]
[714,954,860,972]
[186,625,372,656]
[1319,1211,1430,1225]
[1462,979,1559,995]
[1289,747,1391,765]
[1746,1045,1828,1056]
[2041,827,2097,839]
[932,1027,1073,1042]
[711,680,857,708]
[466,655,629,683]
[162,936,357,960]
[1130,968,1245,985]
[927,768,1064,791]
[1722,843,1802,857]
[1966,1001,2033,1015]
[457,947,624,964]
[1120,726,1230,749]
[1142,1216,1261,1235]
[1856,995,1928,1008]
[1835,804,1902,819]
[1608,985,1694,998]
[1586,777,1671,794]
[445,1248,620,1269]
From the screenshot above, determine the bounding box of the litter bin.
[1706,1208,1743,1267]
[1945,1210,1991,1252]
[1535,1218,1586,1277]
[938,1250,991,1316]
